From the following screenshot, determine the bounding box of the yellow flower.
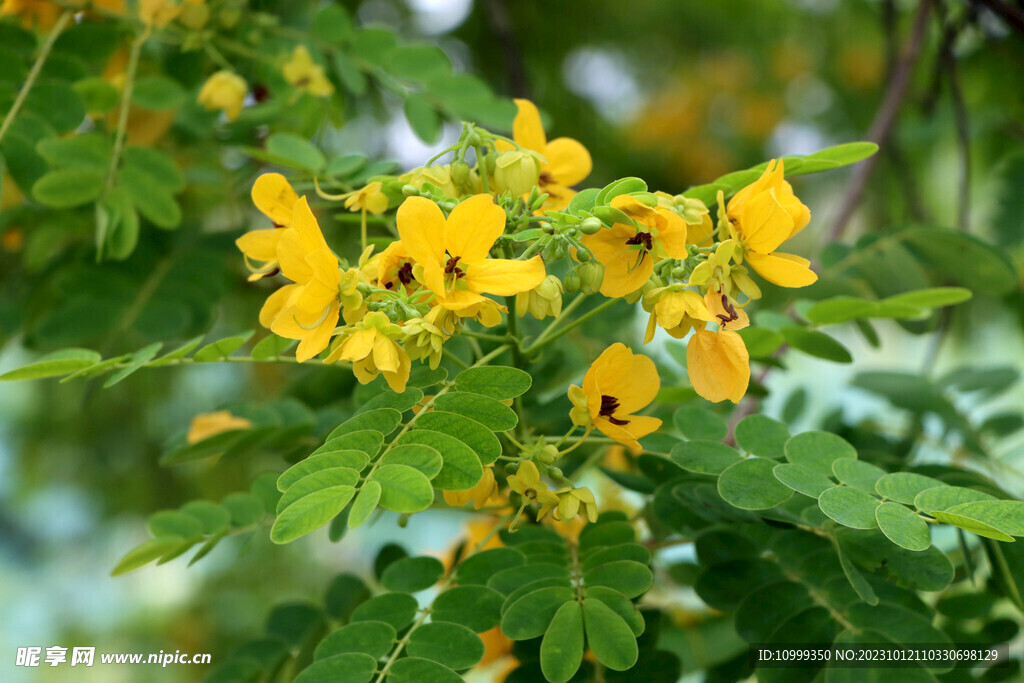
[376,240,420,294]
[282,45,334,97]
[197,70,247,121]
[443,466,498,509]
[325,312,411,392]
[642,287,713,343]
[504,99,592,211]
[343,182,389,215]
[139,0,181,27]
[507,461,559,507]
[725,160,817,287]
[402,307,449,370]
[186,410,251,444]
[339,267,368,325]
[396,194,546,317]
[260,197,340,362]
[1,0,60,27]
[492,150,542,196]
[579,195,687,298]
[686,328,750,404]
[569,343,662,453]
[539,487,598,524]
[515,274,563,320]
[237,173,299,280]
[689,239,761,301]
[400,164,466,198]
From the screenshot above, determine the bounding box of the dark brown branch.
[827,0,936,242]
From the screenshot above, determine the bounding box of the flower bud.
[563,269,581,293]
[450,159,471,186]
[538,445,559,466]
[574,246,591,262]
[402,184,420,197]
[580,217,602,234]
[578,261,604,295]
[516,274,563,320]
[493,150,541,196]
[548,466,564,480]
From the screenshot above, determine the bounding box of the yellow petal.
[544,137,591,187]
[259,284,300,329]
[372,333,401,373]
[465,256,546,297]
[252,173,298,226]
[276,228,314,284]
[397,196,446,268]
[338,327,376,362]
[686,328,750,404]
[613,352,661,416]
[745,251,818,288]
[236,228,281,263]
[294,302,338,362]
[737,188,795,255]
[383,347,411,393]
[445,194,505,263]
[580,224,652,298]
[512,98,547,152]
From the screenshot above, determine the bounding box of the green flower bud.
[450,159,471,186]
[548,466,564,480]
[563,269,581,293]
[493,150,541,196]
[538,445,560,466]
[575,246,591,262]
[401,184,420,197]
[580,217,602,235]
[531,192,550,211]
[578,261,605,295]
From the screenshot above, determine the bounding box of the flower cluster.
[236,98,819,457]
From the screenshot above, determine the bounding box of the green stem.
[517,237,547,260]
[442,349,470,370]
[0,10,74,146]
[527,293,587,349]
[106,29,149,192]
[360,206,367,253]
[474,145,491,194]
[523,295,619,356]
[374,510,514,682]
[460,329,512,343]
[557,426,594,457]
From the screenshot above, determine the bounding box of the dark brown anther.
[539,171,555,187]
[625,231,654,251]
[716,293,739,324]
[397,262,414,285]
[599,394,630,425]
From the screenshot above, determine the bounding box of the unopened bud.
[493,151,541,196]
[402,184,420,197]
[574,246,591,262]
[538,445,560,466]
[579,217,602,235]
[563,269,581,293]
[450,159,471,186]
[578,261,604,295]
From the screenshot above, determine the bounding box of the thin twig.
[828,0,935,242]
[943,28,972,232]
[0,11,74,146]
